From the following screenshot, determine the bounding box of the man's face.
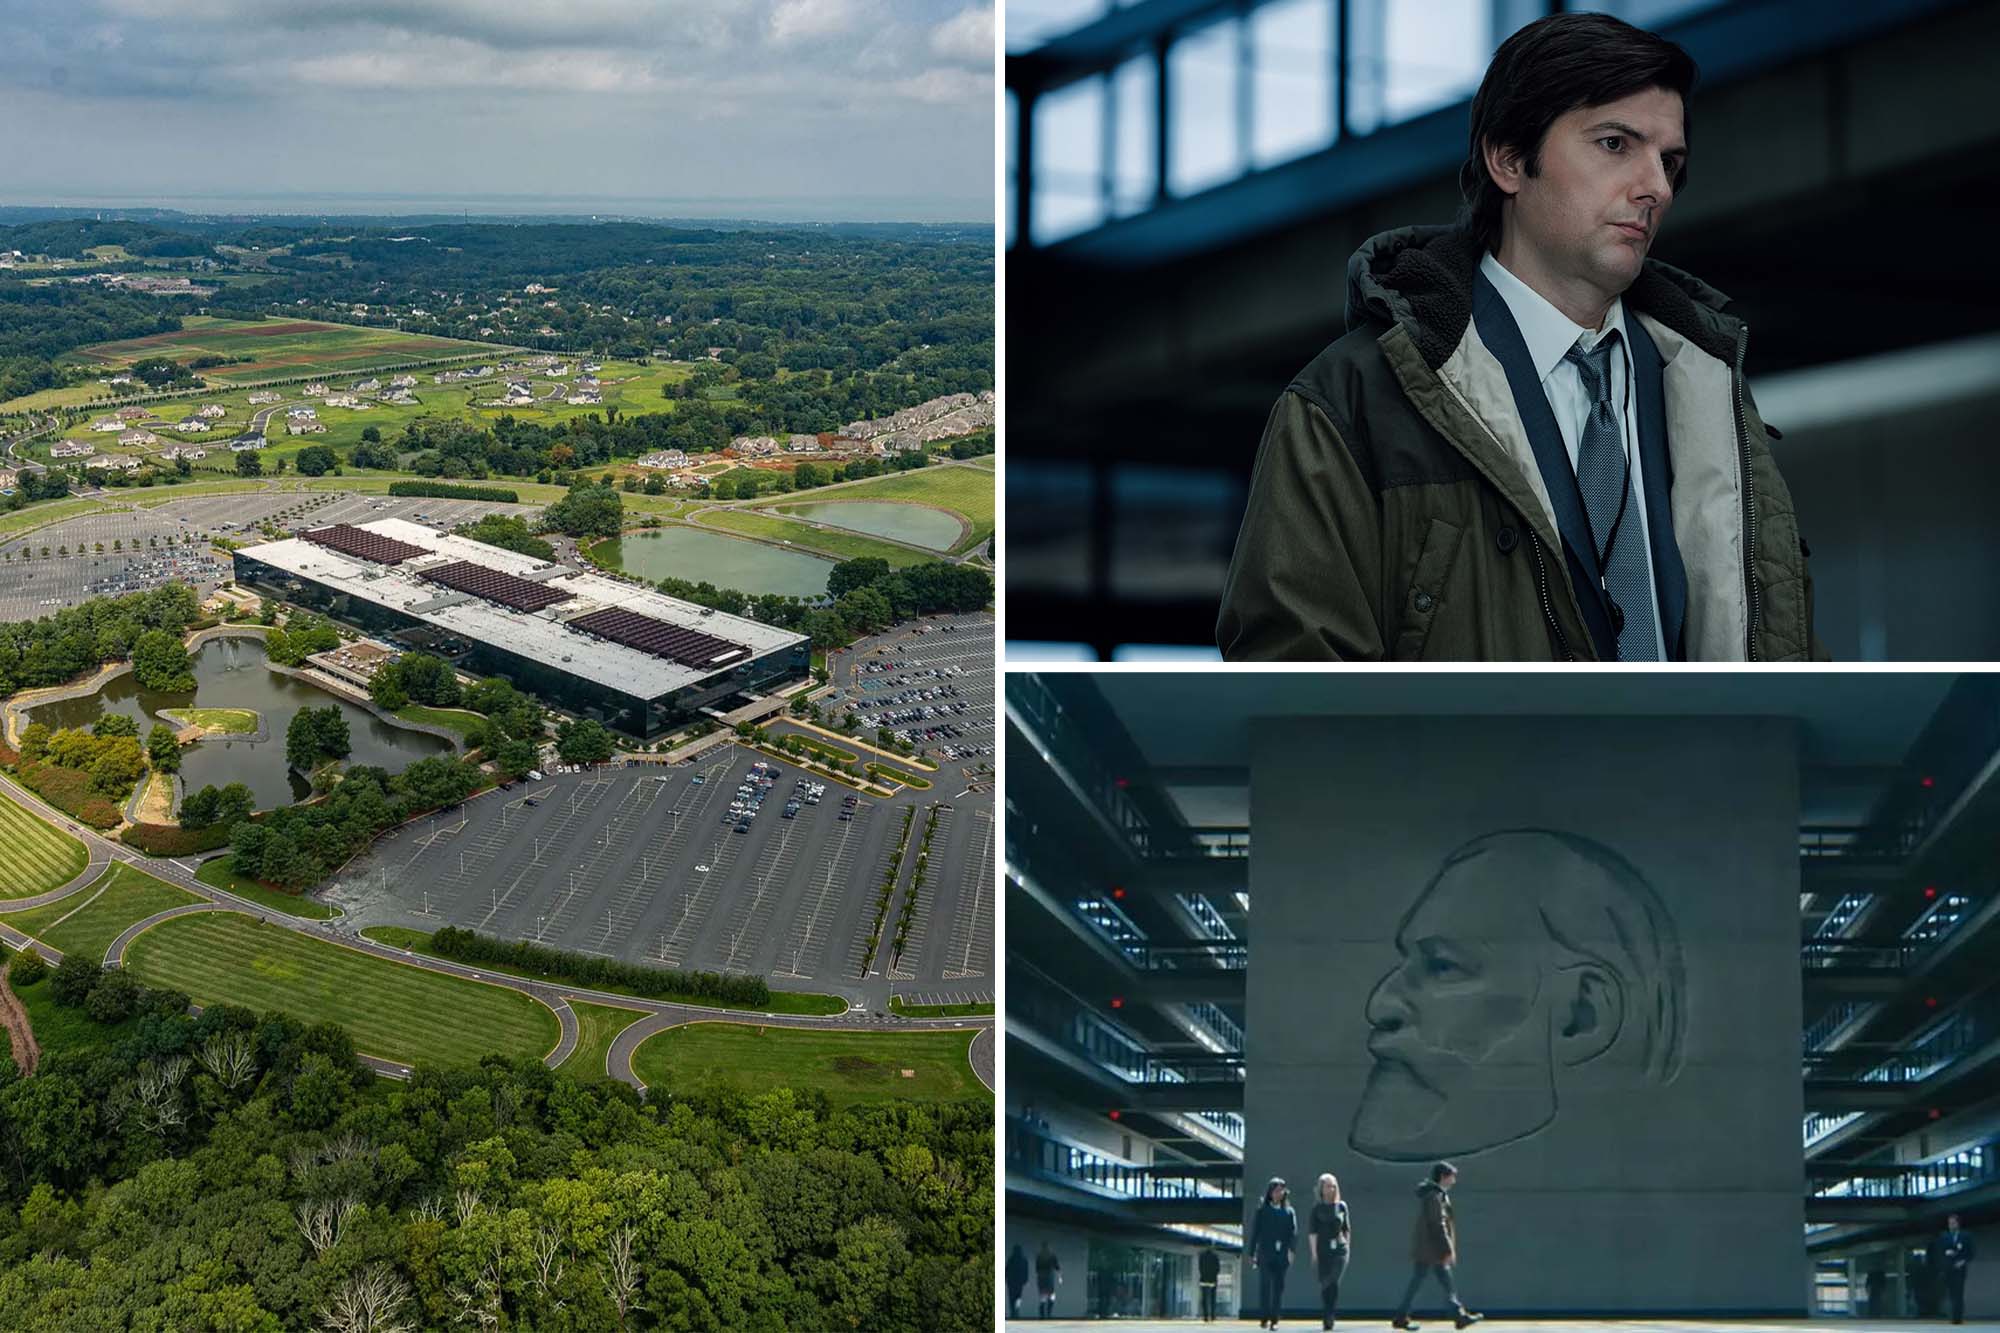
[1501,87,1686,304]
[1349,845,1559,1160]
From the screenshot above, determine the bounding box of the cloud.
[930,5,991,65]
[769,0,867,44]
[881,67,989,104]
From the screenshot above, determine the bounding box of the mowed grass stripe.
[558,1000,651,1082]
[630,1022,986,1109]
[1,863,197,960]
[0,795,90,900]
[124,913,561,1068]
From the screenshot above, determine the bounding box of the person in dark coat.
[1198,1245,1222,1323]
[1006,1243,1030,1320]
[1250,1176,1300,1328]
[1034,1241,1062,1319]
[1931,1214,1977,1325]
[1309,1173,1353,1330]
[1394,1163,1482,1331]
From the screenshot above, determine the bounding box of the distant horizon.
[0,191,991,229]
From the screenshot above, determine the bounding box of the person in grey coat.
[1394,1162,1482,1331]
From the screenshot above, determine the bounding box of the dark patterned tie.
[1564,331,1660,660]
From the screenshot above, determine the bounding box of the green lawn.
[559,1000,651,1082]
[393,704,483,741]
[865,762,931,790]
[630,1023,985,1108]
[159,707,258,734]
[358,925,845,1015]
[195,857,338,920]
[123,912,561,1067]
[0,863,198,962]
[0,790,90,901]
[967,455,995,470]
[692,508,929,567]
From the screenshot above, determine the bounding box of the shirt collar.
[1479,250,1628,382]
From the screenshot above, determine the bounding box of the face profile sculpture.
[1349,829,1685,1162]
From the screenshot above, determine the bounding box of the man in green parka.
[1218,12,1825,662]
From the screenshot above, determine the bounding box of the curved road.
[0,770,989,1089]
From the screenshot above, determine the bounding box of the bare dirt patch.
[0,962,40,1076]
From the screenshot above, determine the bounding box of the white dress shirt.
[1479,251,1666,660]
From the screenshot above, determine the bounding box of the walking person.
[1932,1214,1976,1325]
[1393,1163,1482,1331]
[1310,1174,1353,1330]
[1034,1240,1062,1319]
[1198,1244,1221,1323]
[1250,1176,1300,1328]
[1006,1243,1029,1321]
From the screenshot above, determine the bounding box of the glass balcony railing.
[1176,892,1237,941]
[1803,1000,1872,1052]
[1186,1000,1245,1054]
[1010,674,1172,858]
[1804,1111,1864,1147]
[1802,986,2000,1087]
[1800,941,1912,971]
[1007,1117,1244,1205]
[1012,961,1247,1089]
[1811,1146,1997,1200]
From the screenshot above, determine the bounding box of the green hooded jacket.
[1217,224,1826,661]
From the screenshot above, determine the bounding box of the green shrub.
[9,949,49,987]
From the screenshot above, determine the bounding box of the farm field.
[0,787,90,901]
[629,1022,985,1109]
[0,863,198,962]
[64,316,498,384]
[123,910,563,1067]
[693,507,930,567]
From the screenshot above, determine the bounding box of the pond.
[29,635,452,810]
[597,526,833,597]
[778,501,964,552]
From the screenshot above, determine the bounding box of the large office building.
[234,518,807,738]
[1006,673,1999,1321]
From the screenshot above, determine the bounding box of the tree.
[131,627,195,691]
[294,444,336,476]
[92,712,139,738]
[50,954,101,1006]
[541,483,623,537]
[556,718,614,765]
[827,557,891,599]
[495,738,538,779]
[148,722,182,773]
[286,705,351,772]
[235,449,262,477]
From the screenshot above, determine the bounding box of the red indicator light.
[1929,1108,1942,1120]
[1109,1109,1122,1121]
[1112,886,1126,900]
[1926,997,1939,1008]
[1109,997,1124,1010]
[1925,885,1939,899]
[1114,777,1130,789]
[1921,776,1935,788]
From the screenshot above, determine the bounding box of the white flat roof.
[238,517,806,699]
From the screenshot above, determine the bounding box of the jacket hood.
[1343,223,1742,371]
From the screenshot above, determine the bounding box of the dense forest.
[0,584,200,701]
[0,278,189,400]
[0,955,993,1330]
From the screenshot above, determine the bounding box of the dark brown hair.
[1458,13,1699,254]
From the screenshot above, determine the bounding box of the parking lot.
[326,740,990,1005]
[0,490,538,619]
[823,611,996,767]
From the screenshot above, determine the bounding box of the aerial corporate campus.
[1006,673,1998,1327]
[233,519,809,739]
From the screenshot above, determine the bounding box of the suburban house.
[197,404,227,419]
[51,440,96,459]
[565,390,601,406]
[232,434,266,450]
[324,395,364,409]
[287,407,318,420]
[286,419,327,436]
[382,389,417,405]
[0,467,19,490]
[354,379,382,393]
[304,382,330,396]
[94,455,143,472]
[389,375,417,388]
[176,418,211,432]
[731,436,780,457]
[119,429,159,448]
[91,417,124,432]
[636,449,690,469]
[248,391,281,405]
[161,446,206,461]
[115,406,149,420]
[786,434,821,453]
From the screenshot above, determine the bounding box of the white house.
[116,406,149,420]
[565,391,601,406]
[119,429,159,448]
[382,389,417,405]
[232,435,266,450]
[786,434,821,453]
[51,440,96,459]
[175,418,211,433]
[98,455,143,471]
[248,391,280,405]
[0,467,20,490]
[197,404,226,419]
[162,445,206,461]
[286,419,327,436]
[324,395,363,409]
[389,375,417,388]
[304,382,329,396]
[90,417,124,432]
[287,407,318,420]
[636,449,690,469]
[354,379,381,393]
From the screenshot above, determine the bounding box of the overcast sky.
[0,0,995,223]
